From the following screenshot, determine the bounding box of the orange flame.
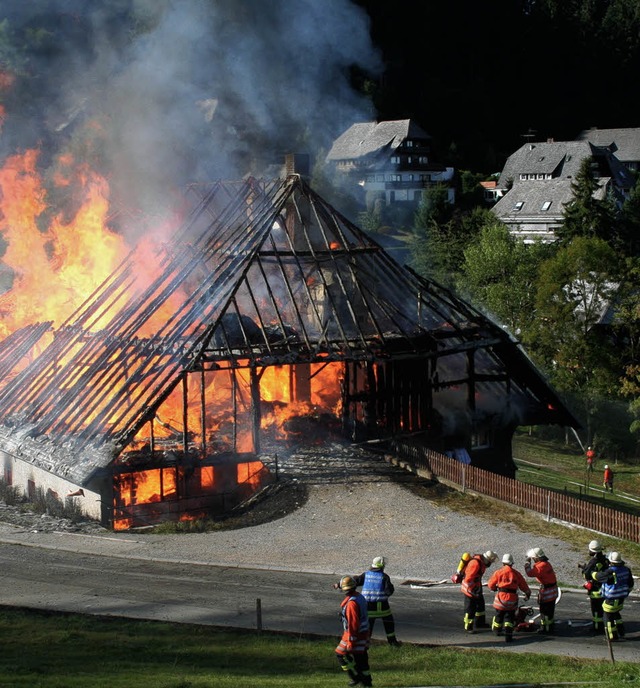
[0,149,130,339]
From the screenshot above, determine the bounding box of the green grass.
[0,607,638,687]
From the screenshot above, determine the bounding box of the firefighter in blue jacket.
[594,551,634,641]
[353,556,400,646]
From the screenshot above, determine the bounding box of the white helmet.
[502,553,514,565]
[609,552,624,565]
[588,539,603,553]
[527,547,545,559]
[372,556,385,569]
[604,464,609,469]
[482,550,497,565]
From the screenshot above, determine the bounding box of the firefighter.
[524,547,558,634]
[459,550,497,633]
[594,551,634,641]
[585,446,595,473]
[578,539,609,633]
[334,576,373,687]
[487,553,531,643]
[353,556,400,646]
[603,465,614,492]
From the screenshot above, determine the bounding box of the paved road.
[0,535,637,664]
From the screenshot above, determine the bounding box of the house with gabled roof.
[326,119,455,206]
[0,167,579,528]
[492,139,634,242]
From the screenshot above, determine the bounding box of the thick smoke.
[0,0,381,227]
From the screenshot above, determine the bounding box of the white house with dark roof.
[326,119,454,206]
[492,178,609,243]
[576,127,640,172]
[492,139,634,242]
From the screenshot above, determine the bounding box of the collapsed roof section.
[0,174,579,481]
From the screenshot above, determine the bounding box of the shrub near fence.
[389,440,640,543]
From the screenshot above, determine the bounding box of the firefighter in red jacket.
[488,553,531,643]
[458,550,497,632]
[524,547,559,634]
[603,465,614,492]
[335,576,373,687]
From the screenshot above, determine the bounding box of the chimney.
[284,153,310,179]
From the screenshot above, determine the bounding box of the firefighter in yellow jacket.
[488,553,531,643]
[335,576,373,687]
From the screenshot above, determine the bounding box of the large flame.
[0,148,130,339]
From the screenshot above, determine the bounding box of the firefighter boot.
[474,613,489,629]
[606,621,619,642]
[504,622,514,643]
[537,615,551,634]
[592,614,604,634]
[492,618,503,636]
[615,620,625,638]
[464,613,475,634]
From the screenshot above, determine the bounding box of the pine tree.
[557,157,616,243]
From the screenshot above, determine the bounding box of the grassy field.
[0,607,638,688]
[513,431,640,516]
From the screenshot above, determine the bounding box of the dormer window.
[514,201,524,211]
[405,140,414,148]
[541,201,552,211]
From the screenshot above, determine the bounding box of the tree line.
[405,160,640,459]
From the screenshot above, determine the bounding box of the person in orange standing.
[603,464,614,492]
[585,446,595,473]
[334,576,373,687]
[524,547,559,634]
[458,550,497,633]
[487,553,531,643]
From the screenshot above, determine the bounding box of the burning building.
[0,167,578,529]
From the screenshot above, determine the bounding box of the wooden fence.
[388,440,640,543]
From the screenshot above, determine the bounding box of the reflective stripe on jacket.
[488,565,531,611]
[461,555,486,598]
[361,570,387,603]
[524,558,558,603]
[600,565,633,601]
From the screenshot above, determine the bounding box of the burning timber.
[0,172,579,529]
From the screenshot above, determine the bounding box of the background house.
[492,139,634,242]
[576,127,640,173]
[326,119,455,208]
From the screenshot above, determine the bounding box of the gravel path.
[191,442,587,585]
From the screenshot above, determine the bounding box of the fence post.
[256,598,262,632]
[461,464,466,493]
[547,493,551,522]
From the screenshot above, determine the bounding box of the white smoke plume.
[0,0,381,224]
